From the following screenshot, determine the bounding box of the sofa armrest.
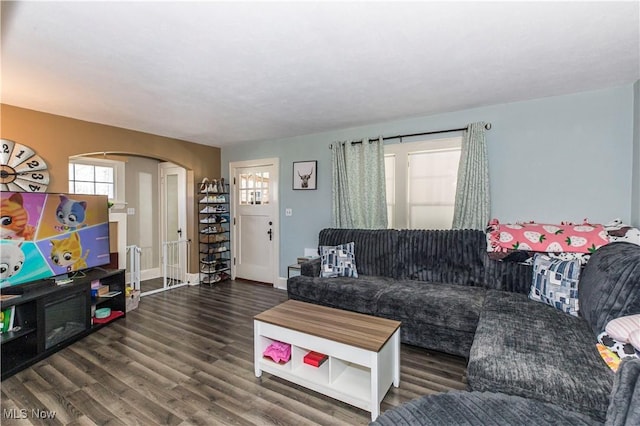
[301,258,321,277]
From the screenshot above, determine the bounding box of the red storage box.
[303,351,328,367]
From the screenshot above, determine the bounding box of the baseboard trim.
[275,276,288,290]
[187,273,199,286]
[141,268,161,281]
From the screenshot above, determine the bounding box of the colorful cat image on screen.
[0,192,110,289]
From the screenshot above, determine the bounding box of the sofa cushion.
[287,275,398,315]
[606,358,640,426]
[286,275,485,357]
[375,280,486,357]
[468,290,613,422]
[529,254,581,316]
[319,242,358,278]
[375,280,485,333]
[318,228,399,278]
[371,390,601,426]
[396,229,487,285]
[579,242,640,337]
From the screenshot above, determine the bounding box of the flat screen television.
[0,192,111,289]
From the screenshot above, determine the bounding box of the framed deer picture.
[293,160,317,190]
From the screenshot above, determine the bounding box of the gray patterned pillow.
[319,242,358,278]
[529,253,581,316]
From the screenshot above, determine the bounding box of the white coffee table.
[254,300,401,420]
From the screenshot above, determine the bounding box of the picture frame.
[293,160,317,190]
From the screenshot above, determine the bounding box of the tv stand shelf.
[0,268,126,381]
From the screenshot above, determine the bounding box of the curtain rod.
[331,122,492,147]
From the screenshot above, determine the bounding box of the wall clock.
[0,139,50,192]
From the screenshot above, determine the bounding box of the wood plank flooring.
[1,280,467,425]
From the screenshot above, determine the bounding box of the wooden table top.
[254,300,401,352]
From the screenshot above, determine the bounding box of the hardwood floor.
[1,280,467,425]
[140,277,165,293]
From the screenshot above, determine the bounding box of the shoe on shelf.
[200,206,215,214]
[201,265,217,273]
[199,216,217,224]
[202,273,222,284]
[199,178,210,193]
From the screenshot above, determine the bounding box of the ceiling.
[1,1,639,148]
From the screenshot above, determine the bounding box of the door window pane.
[239,171,270,205]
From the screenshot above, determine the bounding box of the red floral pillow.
[487,219,609,254]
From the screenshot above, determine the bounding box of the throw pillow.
[319,242,358,278]
[598,331,639,359]
[529,254,581,316]
[606,314,640,343]
[487,219,609,254]
[630,330,640,352]
[596,343,621,372]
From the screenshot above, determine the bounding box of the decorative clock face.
[0,139,50,192]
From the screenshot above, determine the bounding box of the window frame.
[68,157,125,207]
[384,136,462,229]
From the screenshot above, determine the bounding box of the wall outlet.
[285,208,292,216]
[127,208,135,215]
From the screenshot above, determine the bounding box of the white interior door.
[232,159,279,285]
[159,162,187,288]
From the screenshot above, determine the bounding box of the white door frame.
[229,158,280,287]
[108,212,128,271]
[157,162,188,293]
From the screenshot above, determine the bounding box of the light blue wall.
[222,85,635,277]
[632,80,640,227]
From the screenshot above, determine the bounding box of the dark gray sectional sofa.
[286,228,640,422]
[372,357,640,426]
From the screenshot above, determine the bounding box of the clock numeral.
[1,141,48,192]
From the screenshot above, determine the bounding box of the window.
[238,171,270,205]
[384,137,461,229]
[68,157,125,205]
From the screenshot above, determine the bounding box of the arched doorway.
[69,153,192,295]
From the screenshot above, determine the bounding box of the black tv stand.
[1,279,50,295]
[0,268,126,380]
